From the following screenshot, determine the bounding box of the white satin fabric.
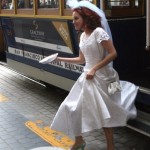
[50,27,138,136]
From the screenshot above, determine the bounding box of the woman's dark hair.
[73,7,101,30]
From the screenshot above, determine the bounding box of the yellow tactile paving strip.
[0,94,8,102]
[25,120,74,150]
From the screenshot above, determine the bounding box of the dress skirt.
[50,71,138,136]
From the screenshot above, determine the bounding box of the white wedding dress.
[50,27,138,136]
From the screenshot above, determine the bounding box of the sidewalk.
[0,63,149,150]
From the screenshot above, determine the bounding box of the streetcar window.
[106,0,129,7]
[17,0,33,9]
[63,0,94,16]
[105,0,143,8]
[9,0,14,9]
[104,0,145,17]
[38,0,59,8]
[65,0,94,8]
[1,0,11,9]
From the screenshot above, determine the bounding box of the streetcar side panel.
[1,17,83,91]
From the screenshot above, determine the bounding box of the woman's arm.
[56,50,85,64]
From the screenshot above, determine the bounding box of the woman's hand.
[86,68,96,80]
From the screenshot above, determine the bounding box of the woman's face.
[72,11,84,31]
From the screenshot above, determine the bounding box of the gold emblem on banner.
[52,21,73,53]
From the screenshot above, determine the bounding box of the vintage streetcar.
[0,0,150,137]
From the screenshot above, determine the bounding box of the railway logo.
[33,20,39,30]
[30,20,45,40]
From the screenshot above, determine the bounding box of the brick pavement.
[0,63,149,150]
